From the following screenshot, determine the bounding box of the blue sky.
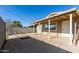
[0,5,79,27]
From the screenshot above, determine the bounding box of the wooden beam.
[74,12,79,18]
[53,15,68,21]
[75,11,79,16]
[59,15,68,20]
[64,14,69,18]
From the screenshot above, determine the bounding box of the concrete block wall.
[7,27,33,35]
[0,17,6,49]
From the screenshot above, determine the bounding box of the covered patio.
[33,8,79,46]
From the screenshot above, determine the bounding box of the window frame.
[43,22,57,31]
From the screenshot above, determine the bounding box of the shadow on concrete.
[3,36,71,53]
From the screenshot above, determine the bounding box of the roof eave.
[33,8,77,24]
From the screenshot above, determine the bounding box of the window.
[44,23,57,30]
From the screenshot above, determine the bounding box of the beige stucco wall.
[57,21,62,37]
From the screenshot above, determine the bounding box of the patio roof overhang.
[33,8,79,25]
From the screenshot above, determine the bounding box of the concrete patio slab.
[5,33,79,53]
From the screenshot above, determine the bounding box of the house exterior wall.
[36,21,59,37]
[0,17,6,49]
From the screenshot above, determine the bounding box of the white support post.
[70,14,73,45]
[41,24,42,33]
[39,22,41,33]
[74,20,77,46]
[48,20,51,39]
[33,24,35,33]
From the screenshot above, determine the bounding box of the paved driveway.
[3,36,70,53]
